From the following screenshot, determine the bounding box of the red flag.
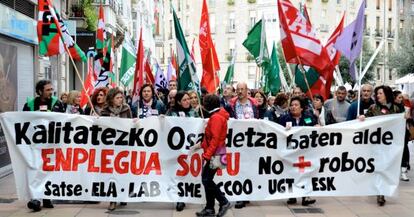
[132,29,144,104]
[277,0,330,73]
[96,4,106,50]
[171,48,179,81]
[80,58,95,108]
[199,0,220,93]
[145,57,155,85]
[307,15,345,100]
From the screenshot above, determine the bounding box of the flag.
[95,36,113,88]
[167,60,177,83]
[37,0,86,61]
[242,19,270,66]
[277,0,330,73]
[303,4,311,26]
[80,58,95,109]
[173,9,199,91]
[145,57,155,85]
[119,33,137,86]
[294,65,319,93]
[132,29,144,104]
[199,0,220,93]
[96,4,106,50]
[171,48,178,72]
[223,51,236,85]
[334,0,366,80]
[264,43,281,94]
[155,63,168,91]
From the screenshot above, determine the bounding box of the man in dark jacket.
[23,80,65,212]
[346,84,374,120]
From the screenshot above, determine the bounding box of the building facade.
[157,0,409,88]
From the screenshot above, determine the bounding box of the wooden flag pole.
[46,0,96,115]
[210,48,218,94]
[296,57,314,101]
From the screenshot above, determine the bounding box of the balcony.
[227,25,236,33]
[387,31,395,38]
[364,28,371,36]
[375,29,383,37]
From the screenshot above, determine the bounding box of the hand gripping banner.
[0,112,405,203]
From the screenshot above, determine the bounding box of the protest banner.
[0,112,405,203]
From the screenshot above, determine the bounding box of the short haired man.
[346,84,374,120]
[220,84,235,107]
[168,80,177,91]
[23,80,65,212]
[324,86,350,124]
[225,82,258,209]
[226,82,259,120]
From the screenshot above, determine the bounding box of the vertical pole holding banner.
[296,57,314,101]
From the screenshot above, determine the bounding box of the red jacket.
[201,108,229,160]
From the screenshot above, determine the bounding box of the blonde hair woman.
[66,90,83,114]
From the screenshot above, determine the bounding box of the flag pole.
[296,57,314,101]
[356,36,364,118]
[46,0,96,115]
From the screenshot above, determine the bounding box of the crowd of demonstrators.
[21,79,414,213]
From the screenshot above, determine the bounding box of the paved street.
[1,144,414,217]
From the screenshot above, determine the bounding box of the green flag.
[294,65,319,92]
[119,33,136,86]
[173,9,199,91]
[223,51,236,85]
[263,42,281,94]
[242,19,269,66]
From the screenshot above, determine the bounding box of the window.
[388,69,393,80]
[228,12,236,32]
[388,18,392,34]
[388,42,393,53]
[376,41,380,48]
[249,10,256,29]
[229,38,235,58]
[337,0,341,3]
[376,68,381,80]
[376,0,380,9]
[248,66,256,80]
[376,16,380,31]
[169,20,173,39]
[178,0,181,11]
[388,0,392,11]
[210,13,216,34]
[322,9,327,18]
[364,15,368,31]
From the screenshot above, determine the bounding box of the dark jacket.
[225,96,259,119]
[278,112,318,127]
[101,104,132,118]
[365,103,401,117]
[264,105,287,123]
[166,107,199,117]
[131,98,166,118]
[201,108,229,160]
[23,96,65,113]
[346,98,375,120]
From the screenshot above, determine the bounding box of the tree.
[389,30,414,77]
[338,38,377,85]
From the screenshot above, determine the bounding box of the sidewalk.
[1,142,414,217]
[0,171,414,217]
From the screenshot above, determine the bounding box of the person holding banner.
[278,96,318,206]
[84,87,108,116]
[346,84,374,121]
[359,85,403,206]
[312,94,326,126]
[191,94,232,217]
[101,87,132,211]
[131,84,166,118]
[166,90,198,211]
[265,92,289,123]
[23,79,65,212]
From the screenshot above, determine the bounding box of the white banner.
[0,112,405,203]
